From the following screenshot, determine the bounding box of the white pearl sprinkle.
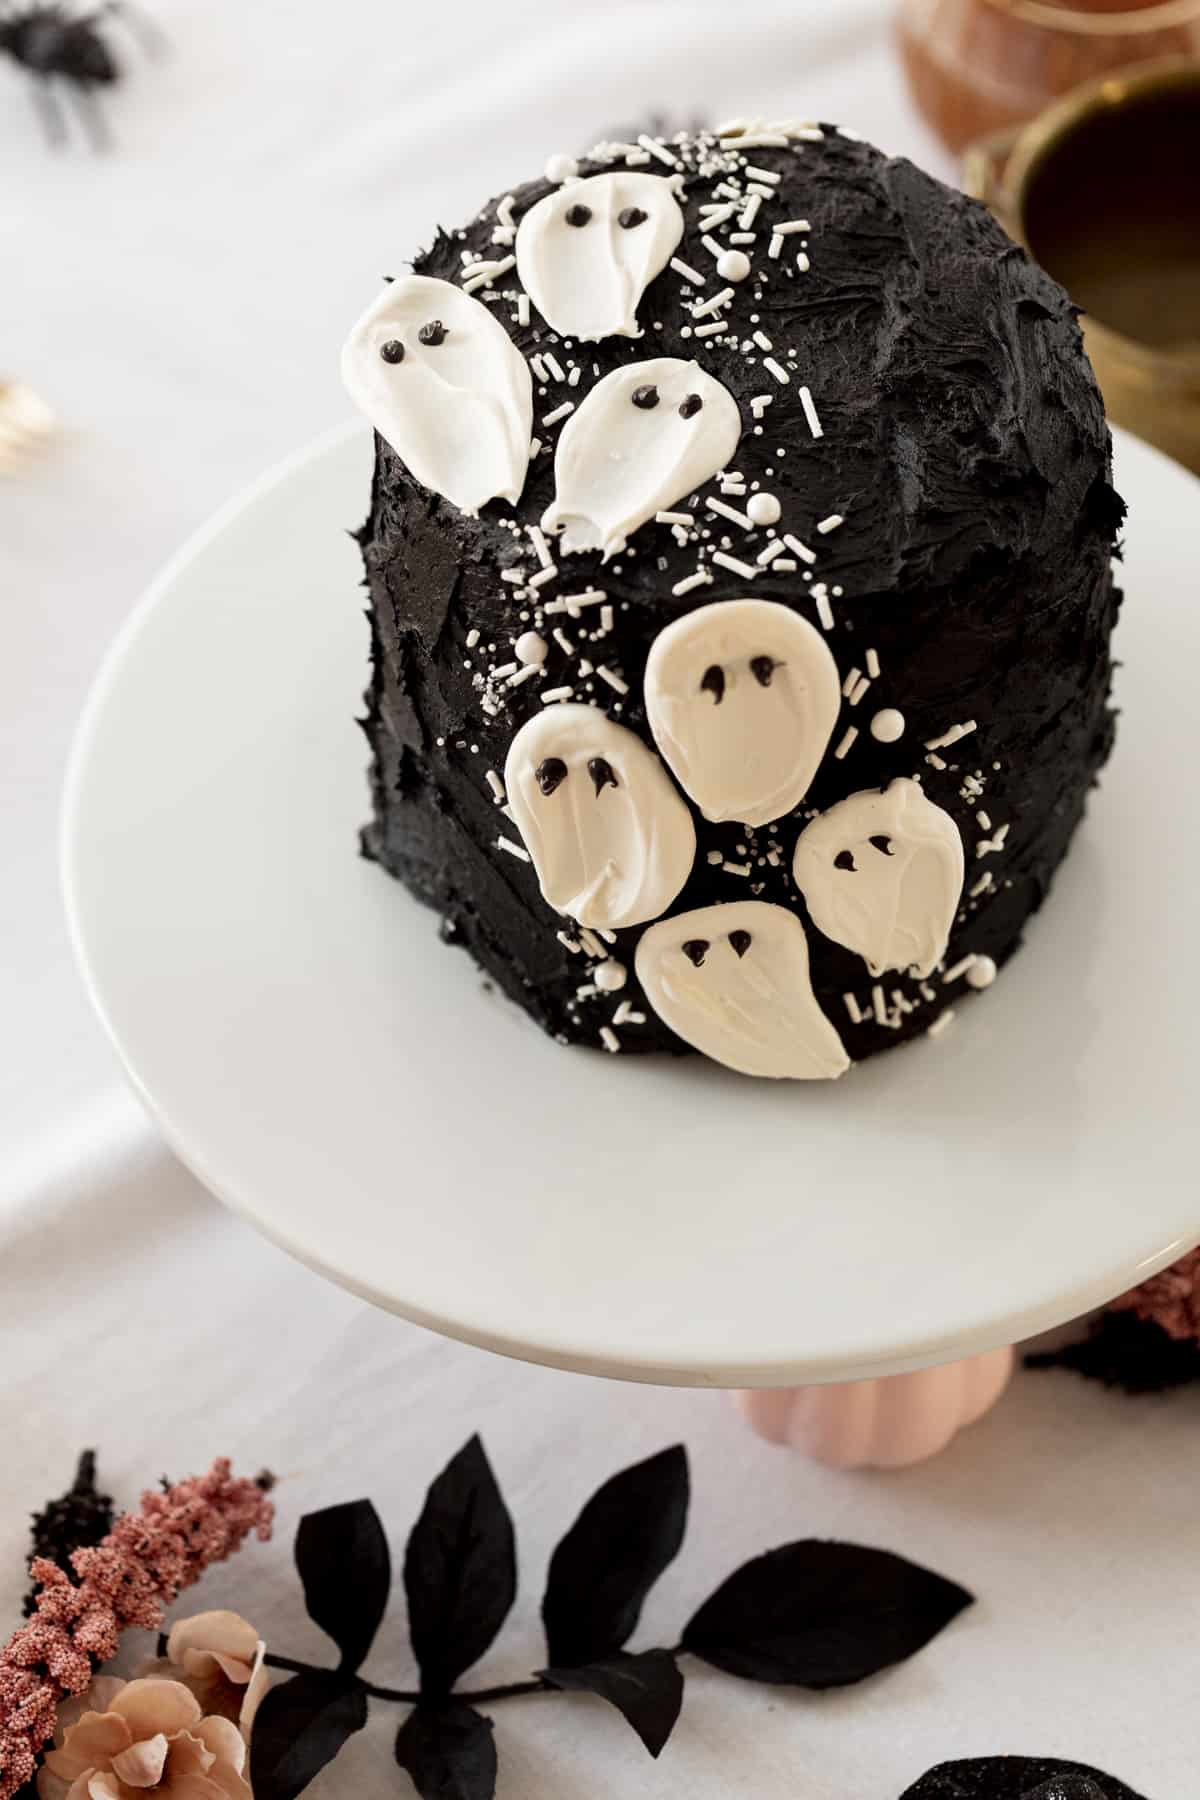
[869,708,906,744]
[716,249,752,283]
[746,492,781,526]
[966,955,998,989]
[593,959,627,993]
[544,153,579,184]
[515,631,548,665]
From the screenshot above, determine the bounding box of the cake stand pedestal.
[735,1345,1015,1468]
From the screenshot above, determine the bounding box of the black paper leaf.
[542,1445,689,1667]
[396,1701,498,1800]
[404,1435,517,1695]
[682,1540,971,1687]
[294,1498,391,1672]
[898,1757,1146,1799]
[541,1648,684,1759]
[249,1672,368,1800]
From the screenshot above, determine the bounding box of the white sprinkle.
[866,647,880,677]
[970,872,995,898]
[777,219,812,235]
[757,539,787,567]
[977,810,992,831]
[834,726,858,759]
[967,955,998,990]
[491,661,519,679]
[848,675,871,707]
[768,233,784,260]
[579,927,607,959]
[707,496,752,529]
[497,835,530,862]
[717,249,752,283]
[712,551,758,580]
[528,525,552,567]
[799,386,823,437]
[793,126,825,141]
[695,321,727,339]
[722,861,751,877]
[463,255,516,292]
[598,605,612,633]
[693,285,736,319]
[772,559,798,571]
[843,993,864,1023]
[497,194,516,225]
[557,930,581,954]
[568,365,582,387]
[528,565,558,589]
[596,664,628,695]
[842,667,862,698]
[815,590,835,630]
[752,329,774,353]
[925,719,978,750]
[746,164,782,184]
[613,1001,646,1026]
[739,193,763,230]
[719,131,790,149]
[943,954,978,984]
[529,353,548,383]
[927,1009,956,1039]
[817,513,844,534]
[698,203,738,226]
[543,401,574,427]
[750,393,773,418]
[544,151,579,183]
[505,663,540,689]
[796,252,810,273]
[552,627,575,656]
[528,437,542,460]
[656,510,693,527]
[516,293,531,326]
[926,753,948,770]
[702,233,726,259]
[763,357,790,385]
[485,770,506,803]
[516,632,548,666]
[598,1026,621,1054]
[671,256,706,285]
[673,569,712,597]
[501,569,526,585]
[541,686,575,704]
[872,985,888,1026]
[542,352,566,384]
[638,133,678,166]
[466,628,480,649]
[543,588,607,616]
[870,707,905,743]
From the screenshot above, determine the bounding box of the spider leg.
[29,76,68,147]
[66,75,111,149]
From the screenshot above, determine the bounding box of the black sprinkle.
[380,339,405,364]
[418,320,447,346]
[729,930,752,958]
[834,849,856,871]
[618,206,648,229]
[632,384,660,410]
[700,664,725,704]
[679,393,703,419]
[869,834,894,855]
[587,756,618,796]
[536,757,568,796]
[750,655,775,687]
[565,204,592,227]
[682,939,709,968]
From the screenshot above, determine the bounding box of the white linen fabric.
[1,4,1194,1795]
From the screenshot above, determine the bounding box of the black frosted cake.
[342,119,1123,1080]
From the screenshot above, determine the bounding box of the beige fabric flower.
[164,1613,267,1740]
[37,1677,252,1800]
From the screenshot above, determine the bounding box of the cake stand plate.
[62,421,1200,1388]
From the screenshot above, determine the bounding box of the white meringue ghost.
[635,901,850,1081]
[516,171,685,341]
[792,778,965,978]
[542,359,741,559]
[644,599,841,827]
[341,275,533,515]
[504,705,695,930]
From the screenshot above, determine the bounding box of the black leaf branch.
[249,1436,974,1800]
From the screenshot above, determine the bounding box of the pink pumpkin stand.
[735,1345,1015,1469]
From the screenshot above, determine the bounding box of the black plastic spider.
[0,2,162,147]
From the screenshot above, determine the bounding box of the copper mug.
[963,58,1200,471]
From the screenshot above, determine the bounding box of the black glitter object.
[535,756,567,797]
[418,320,447,347]
[678,392,703,418]
[1025,1309,1200,1393]
[22,1449,113,1617]
[632,384,660,409]
[682,939,708,968]
[619,206,648,229]
[729,930,752,958]
[380,339,405,364]
[565,203,591,227]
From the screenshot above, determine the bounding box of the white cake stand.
[61,421,1200,1463]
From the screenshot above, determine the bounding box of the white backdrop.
[2,3,1196,1795]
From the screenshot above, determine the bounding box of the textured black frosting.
[356,125,1123,1063]
[899,1755,1146,1799]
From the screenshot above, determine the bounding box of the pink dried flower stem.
[1111,1247,1200,1343]
[0,1459,272,1800]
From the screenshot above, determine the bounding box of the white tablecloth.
[2,3,1195,1794]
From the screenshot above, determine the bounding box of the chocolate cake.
[342,120,1124,1080]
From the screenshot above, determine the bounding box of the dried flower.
[0,1462,272,1800]
[36,1677,251,1800]
[1111,1247,1200,1343]
[23,1456,113,1620]
[141,1615,267,1740]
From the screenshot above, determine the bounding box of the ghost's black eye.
[869,834,894,855]
[729,930,752,958]
[418,320,447,346]
[565,204,592,227]
[380,340,405,364]
[618,206,647,229]
[682,939,710,967]
[700,664,725,704]
[834,849,856,871]
[536,757,568,796]
[678,393,703,419]
[632,384,660,410]
[587,756,618,796]
[750,655,776,687]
